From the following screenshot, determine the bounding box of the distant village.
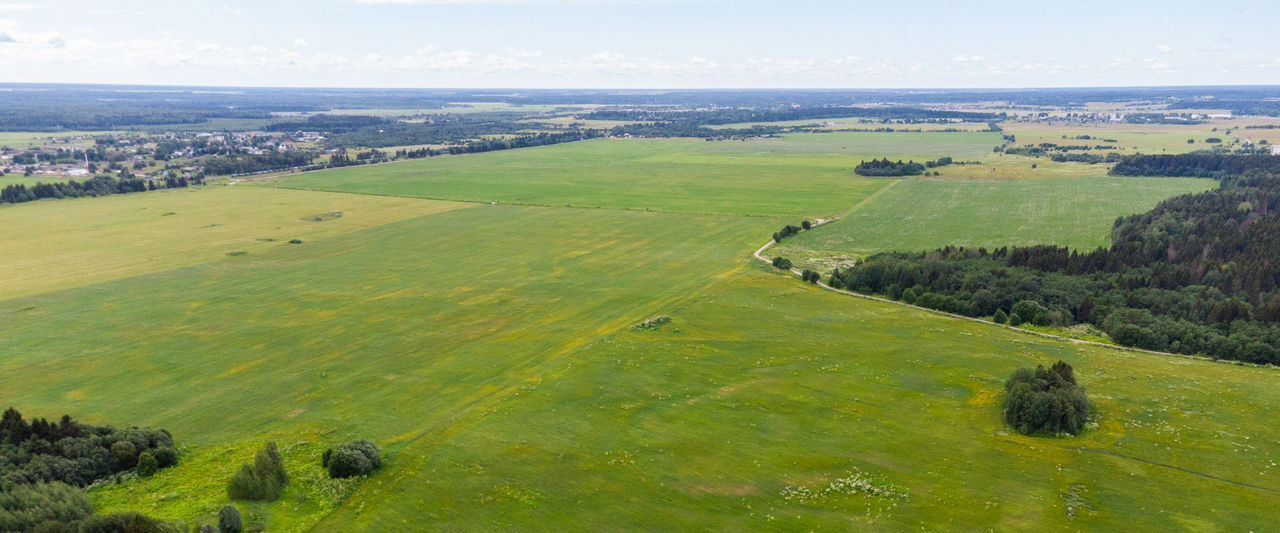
[0,130,321,181]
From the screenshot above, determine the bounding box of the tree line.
[1,175,199,205]
[854,157,954,177]
[202,151,315,176]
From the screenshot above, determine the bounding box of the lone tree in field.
[323,440,384,479]
[1004,360,1090,436]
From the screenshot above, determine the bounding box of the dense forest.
[1110,152,1280,178]
[828,154,1280,364]
[318,113,542,149]
[582,106,1003,125]
[1168,100,1280,117]
[4,83,1279,131]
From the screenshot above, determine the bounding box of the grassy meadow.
[1,130,1275,530]
[1003,123,1234,154]
[773,176,1217,270]
[0,186,464,300]
[0,131,108,149]
[1,174,90,186]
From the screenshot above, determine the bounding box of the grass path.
[832,176,902,219]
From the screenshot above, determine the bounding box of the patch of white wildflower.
[780,470,907,503]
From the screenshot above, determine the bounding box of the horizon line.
[4,81,1280,93]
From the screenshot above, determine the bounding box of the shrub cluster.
[801,269,820,284]
[1004,361,1090,436]
[0,481,94,532]
[322,440,383,479]
[227,442,288,501]
[770,256,793,270]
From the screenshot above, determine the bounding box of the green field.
[773,176,1217,269]
[267,136,977,218]
[0,131,108,149]
[1,131,1276,531]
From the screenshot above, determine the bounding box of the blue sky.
[0,0,1276,88]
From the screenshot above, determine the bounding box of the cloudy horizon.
[1,0,1277,89]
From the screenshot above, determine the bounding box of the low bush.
[324,440,383,479]
[992,309,1008,324]
[79,512,175,533]
[227,442,288,501]
[218,505,242,533]
[136,452,159,477]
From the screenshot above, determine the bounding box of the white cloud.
[1156,44,1173,54]
[354,0,679,4]
[0,20,63,46]
[294,38,308,47]
[0,3,43,13]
